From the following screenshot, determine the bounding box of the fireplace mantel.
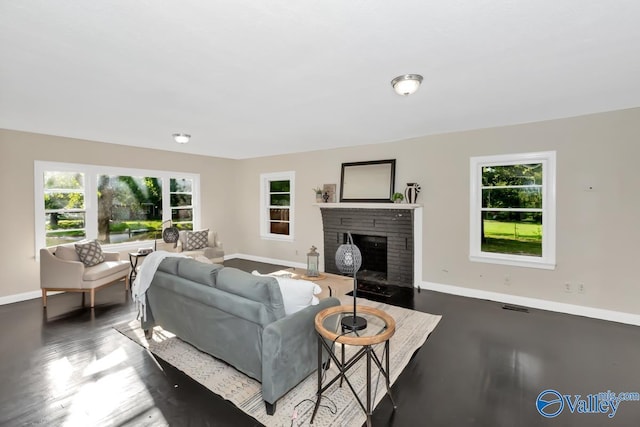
[314,203,421,210]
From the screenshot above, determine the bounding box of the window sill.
[469,254,556,270]
[260,234,294,242]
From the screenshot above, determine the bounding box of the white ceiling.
[1,1,640,159]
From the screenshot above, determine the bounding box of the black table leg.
[385,340,397,409]
[366,345,372,427]
[310,334,323,424]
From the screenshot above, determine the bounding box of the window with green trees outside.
[470,151,556,270]
[35,161,200,251]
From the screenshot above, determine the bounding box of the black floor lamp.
[335,232,367,331]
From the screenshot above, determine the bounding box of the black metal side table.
[311,305,397,426]
[128,251,151,284]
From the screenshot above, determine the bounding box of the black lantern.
[306,246,320,277]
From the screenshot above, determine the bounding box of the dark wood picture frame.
[339,159,396,203]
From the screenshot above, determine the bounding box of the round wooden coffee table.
[311,305,397,426]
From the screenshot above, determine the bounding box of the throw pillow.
[185,229,209,251]
[252,271,321,315]
[74,239,105,267]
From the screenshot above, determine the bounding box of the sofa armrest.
[261,297,340,404]
[39,248,85,289]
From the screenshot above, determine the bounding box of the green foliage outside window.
[481,163,543,256]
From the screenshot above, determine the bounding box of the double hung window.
[470,151,556,269]
[260,171,295,241]
[43,171,87,246]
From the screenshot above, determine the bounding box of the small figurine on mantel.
[322,192,330,203]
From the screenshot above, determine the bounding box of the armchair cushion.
[56,244,82,262]
[74,240,105,266]
[83,260,130,282]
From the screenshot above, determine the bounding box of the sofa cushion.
[184,229,209,251]
[177,258,223,287]
[55,244,81,262]
[216,267,286,320]
[252,272,321,315]
[157,257,182,275]
[75,240,105,267]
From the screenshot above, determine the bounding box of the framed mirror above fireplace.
[339,159,396,203]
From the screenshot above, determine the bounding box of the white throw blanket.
[131,250,189,321]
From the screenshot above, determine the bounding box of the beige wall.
[235,108,640,315]
[2,107,639,316]
[0,129,237,299]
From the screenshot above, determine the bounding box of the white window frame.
[34,161,201,257]
[41,170,88,244]
[169,177,196,230]
[260,171,295,242]
[469,151,556,270]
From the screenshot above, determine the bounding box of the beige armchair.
[174,229,224,263]
[40,244,130,308]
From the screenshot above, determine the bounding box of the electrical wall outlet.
[577,283,585,294]
[564,282,572,293]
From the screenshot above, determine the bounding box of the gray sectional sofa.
[141,257,340,415]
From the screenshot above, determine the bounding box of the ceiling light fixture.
[391,74,423,96]
[172,133,191,144]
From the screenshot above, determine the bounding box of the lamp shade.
[391,74,423,96]
[335,242,362,275]
[160,219,179,243]
[162,226,179,243]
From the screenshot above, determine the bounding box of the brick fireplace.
[320,205,421,289]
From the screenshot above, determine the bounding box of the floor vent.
[502,304,530,313]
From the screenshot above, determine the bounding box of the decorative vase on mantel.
[404,183,421,204]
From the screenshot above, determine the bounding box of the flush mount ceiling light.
[172,133,191,144]
[391,74,423,96]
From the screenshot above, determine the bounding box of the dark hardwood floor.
[1,259,639,426]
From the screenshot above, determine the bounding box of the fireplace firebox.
[347,233,387,285]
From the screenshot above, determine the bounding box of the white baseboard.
[0,290,62,306]
[420,281,640,326]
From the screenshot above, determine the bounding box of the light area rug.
[115,296,441,427]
